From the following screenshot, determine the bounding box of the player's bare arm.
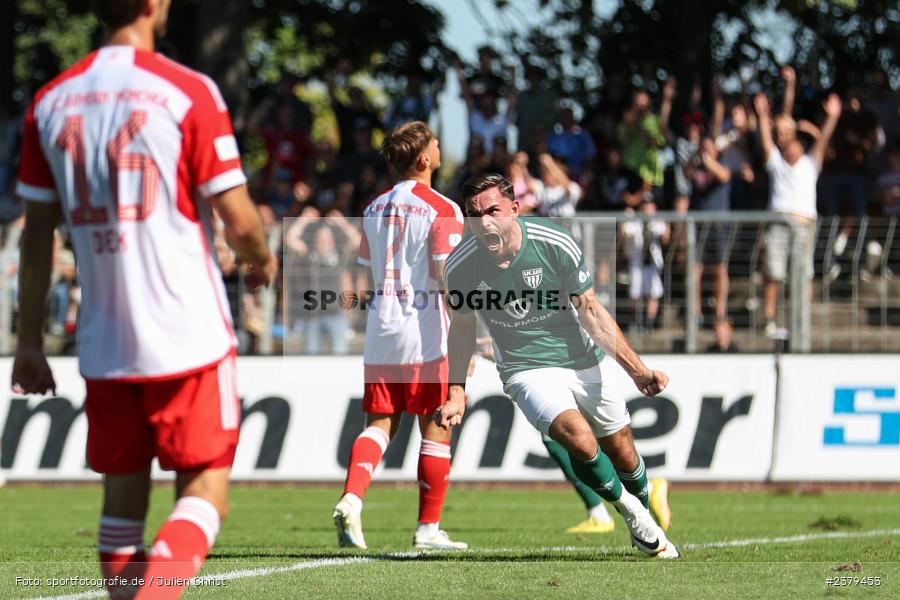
[213,183,278,289]
[11,200,60,395]
[437,310,477,430]
[572,287,668,397]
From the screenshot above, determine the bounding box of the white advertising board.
[771,355,900,481]
[0,355,776,481]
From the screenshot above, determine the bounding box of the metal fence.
[0,213,897,356]
[577,212,900,354]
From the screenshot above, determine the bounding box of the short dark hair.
[461,173,515,204]
[92,0,144,30]
[381,121,434,175]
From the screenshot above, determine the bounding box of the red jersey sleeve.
[183,77,247,199]
[15,103,58,202]
[429,205,464,262]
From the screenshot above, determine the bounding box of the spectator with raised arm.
[284,208,359,355]
[780,66,798,122]
[821,89,881,261]
[454,56,516,156]
[617,90,668,200]
[755,91,842,337]
[684,137,737,324]
[523,153,583,218]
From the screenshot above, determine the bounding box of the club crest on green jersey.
[522,267,543,289]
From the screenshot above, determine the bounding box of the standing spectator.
[673,112,704,212]
[384,71,437,131]
[12,2,277,598]
[620,198,669,330]
[617,90,668,197]
[284,210,359,355]
[685,137,737,323]
[594,143,644,211]
[246,99,314,188]
[714,100,761,211]
[466,45,509,104]
[820,90,880,258]
[547,107,597,182]
[328,65,382,158]
[755,92,842,336]
[515,64,558,159]
[454,57,516,156]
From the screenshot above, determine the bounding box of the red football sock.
[98,516,146,599]
[418,440,451,524]
[343,426,390,499]
[135,497,220,600]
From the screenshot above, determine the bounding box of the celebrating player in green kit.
[436,173,678,558]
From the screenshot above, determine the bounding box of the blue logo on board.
[823,387,900,447]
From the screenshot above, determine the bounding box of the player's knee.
[569,432,599,462]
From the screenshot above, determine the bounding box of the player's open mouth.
[484,232,502,252]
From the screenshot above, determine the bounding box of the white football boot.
[614,491,680,558]
[333,494,367,549]
[413,529,469,550]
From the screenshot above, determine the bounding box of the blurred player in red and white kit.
[333,121,467,550]
[12,1,277,597]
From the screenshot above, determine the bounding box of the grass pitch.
[1,484,899,599]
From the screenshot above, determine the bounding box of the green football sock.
[617,455,649,508]
[542,435,603,510]
[569,448,623,503]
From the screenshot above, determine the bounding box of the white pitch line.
[22,528,900,600]
[681,527,900,550]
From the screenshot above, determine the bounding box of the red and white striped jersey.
[16,46,245,380]
[359,180,464,366]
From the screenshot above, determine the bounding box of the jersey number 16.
[55,110,159,226]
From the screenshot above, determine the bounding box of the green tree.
[495,0,898,112]
[6,0,448,128]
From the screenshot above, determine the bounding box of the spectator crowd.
[0,45,898,353]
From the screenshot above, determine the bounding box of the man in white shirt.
[754,92,841,335]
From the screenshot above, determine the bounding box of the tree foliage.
[4,0,448,119]
[497,0,899,112]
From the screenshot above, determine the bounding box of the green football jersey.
[444,217,604,382]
